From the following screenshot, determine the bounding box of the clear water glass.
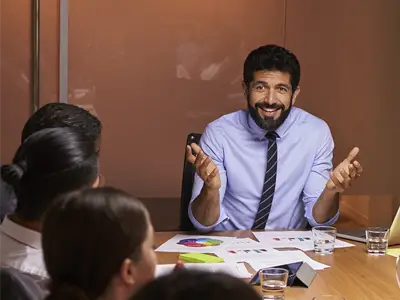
[312,226,337,254]
[260,268,289,299]
[365,227,389,255]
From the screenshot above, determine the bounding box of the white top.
[0,216,48,278]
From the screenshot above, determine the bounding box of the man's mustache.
[255,102,285,110]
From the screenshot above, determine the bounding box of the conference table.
[155,230,399,300]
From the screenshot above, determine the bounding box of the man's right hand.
[186,143,221,190]
[174,260,185,270]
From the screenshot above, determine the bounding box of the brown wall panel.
[68,0,286,197]
[2,1,398,229]
[285,0,400,200]
[0,0,32,162]
[1,0,60,163]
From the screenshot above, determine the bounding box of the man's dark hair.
[132,269,261,300]
[243,44,301,92]
[21,103,101,143]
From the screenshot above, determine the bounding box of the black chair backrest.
[180,133,202,231]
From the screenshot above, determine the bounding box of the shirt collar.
[0,216,42,250]
[246,108,294,140]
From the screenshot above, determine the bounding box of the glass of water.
[365,227,389,255]
[259,268,289,299]
[312,226,337,254]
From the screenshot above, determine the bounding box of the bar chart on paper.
[253,231,354,251]
[230,238,261,246]
[272,237,312,242]
[215,245,278,262]
[228,248,270,254]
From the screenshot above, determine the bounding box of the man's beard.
[248,97,293,131]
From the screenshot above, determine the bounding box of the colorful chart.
[227,248,270,254]
[272,237,311,241]
[177,238,223,248]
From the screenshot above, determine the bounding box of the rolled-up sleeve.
[302,123,339,227]
[188,124,228,232]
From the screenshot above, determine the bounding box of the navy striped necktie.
[252,131,278,230]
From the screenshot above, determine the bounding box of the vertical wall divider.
[59,0,69,103]
[31,0,40,113]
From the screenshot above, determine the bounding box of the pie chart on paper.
[177,238,224,248]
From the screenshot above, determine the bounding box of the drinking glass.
[312,226,337,254]
[260,268,289,299]
[365,227,389,255]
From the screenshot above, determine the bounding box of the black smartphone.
[249,261,303,286]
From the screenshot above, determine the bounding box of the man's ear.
[119,258,136,286]
[292,86,301,105]
[242,81,249,98]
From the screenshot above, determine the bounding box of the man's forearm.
[191,186,220,227]
[312,187,340,224]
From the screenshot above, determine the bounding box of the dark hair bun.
[1,163,25,187]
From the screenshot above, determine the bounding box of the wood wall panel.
[67,0,286,198]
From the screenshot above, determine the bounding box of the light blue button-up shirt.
[189,107,339,232]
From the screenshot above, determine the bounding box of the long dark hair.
[1,127,99,221]
[132,269,261,300]
[42,187,150,300]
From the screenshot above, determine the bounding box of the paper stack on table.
[156,235,265,253]
[155,232,354,254]
[246,250,330,271]
[155,262,253,278]
[155,234,332,274]
[155,234,238,253]
[214,243,278,262]
[253,231,355,251]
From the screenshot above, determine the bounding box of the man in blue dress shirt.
[186,44,363,232]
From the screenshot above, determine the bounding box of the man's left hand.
[326,147,363,193]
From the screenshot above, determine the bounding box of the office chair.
[179,133,202,231]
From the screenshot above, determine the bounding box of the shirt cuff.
[188,201,228,233]
[306,205,340,227]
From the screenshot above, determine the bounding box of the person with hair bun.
[1,102,102,222]
[0,127,100,279]
[42,187,157,300]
